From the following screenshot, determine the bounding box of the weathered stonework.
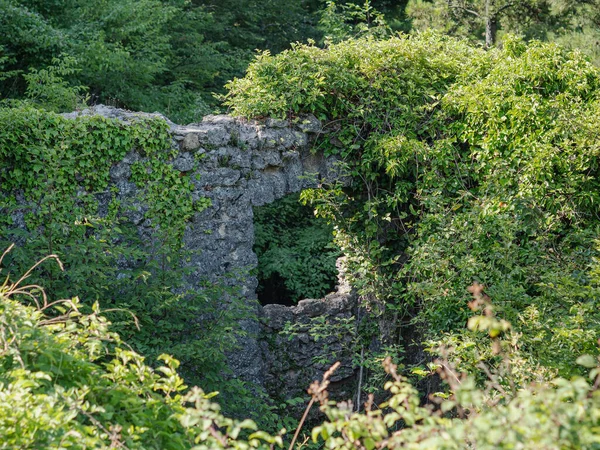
[62,106,357,402]
[261,259,358,408]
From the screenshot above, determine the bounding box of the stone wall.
[64,106,357,400]
[261,259,358,408]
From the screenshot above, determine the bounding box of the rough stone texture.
[61,106,354,396]
[261,259,358,407]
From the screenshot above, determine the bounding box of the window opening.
[253,192,340,306]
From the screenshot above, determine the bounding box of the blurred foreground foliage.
[0,247,283,449]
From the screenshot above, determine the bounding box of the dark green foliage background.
[0,0,413,122]
[253,193,340,304]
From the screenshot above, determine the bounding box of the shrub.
[225,33,600,384]
[0,247,281,449]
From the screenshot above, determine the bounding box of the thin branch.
[441,362,462,388]
[0,244,15,268]
[355,346,364,412]
[12,254,63,291]
[477,362,508,398]
[290,362,341,450]
[447,2,481,17]
[495,1,516,15]
[289,397,316,450]
[7,288,42,310]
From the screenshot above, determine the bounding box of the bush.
[0,247,282,449]
[4,246,600,449]
[225,33,600,384]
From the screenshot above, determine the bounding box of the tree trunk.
[483,0,497,47]
[485,15,497,47]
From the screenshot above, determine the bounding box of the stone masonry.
[62,106,358,402]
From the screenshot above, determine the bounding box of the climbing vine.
[225,33,600,388]
[0,104,258,417]
[1,106,168,204]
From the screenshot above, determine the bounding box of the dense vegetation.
[0,0,409,122]
[0,250,283,448]
[3,245,600,448]
[3,0,600,448]
[254,193,340,305]
[4,0,600,122]
[226,32,600,384]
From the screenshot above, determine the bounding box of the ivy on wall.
[0,105,257,417]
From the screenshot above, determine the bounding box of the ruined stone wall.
[261,259,358,408]
[64,106,357,402]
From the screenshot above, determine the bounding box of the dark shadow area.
[257,273,297,306]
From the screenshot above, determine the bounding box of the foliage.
[0,249,282,449]
[253,193,340,304]
[4,0,600,123]
[317,1,391,45]
[22,55,87,112]
[0,0,412,122]
[224,33,600,390]
[282,309,400,398]
[6,4,600,444]
[224,32,482,312]
[406,0,575,46]
[550,1,600,66]
[0,0,329,122]
[0,0,184,117]
[284,315,358,368]
[309,344,600,449]
[5,246,600,449]
[290,289,600,449]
